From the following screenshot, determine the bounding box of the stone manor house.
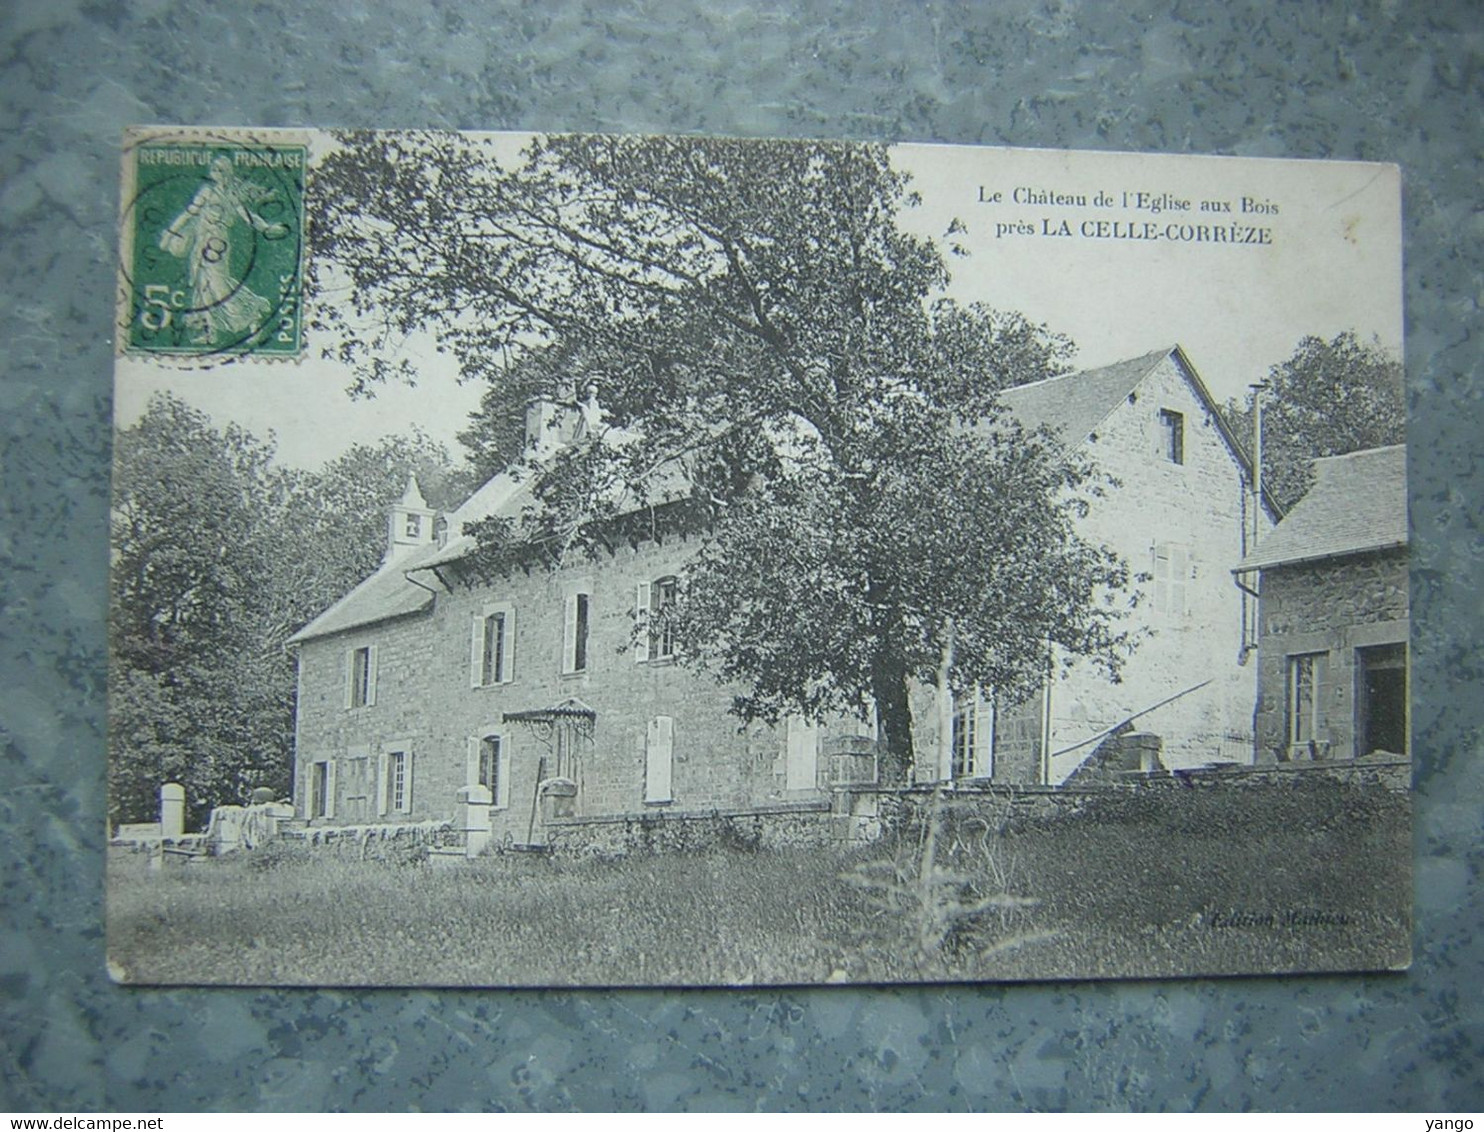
[287,345,1278,843]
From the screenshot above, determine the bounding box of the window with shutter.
[471,604,515,687]
[479,735,501,798]
[348,645,375,707]
[563,591,591,674]
[652,576,677,660]
[636,576,678,662]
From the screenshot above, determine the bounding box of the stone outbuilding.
[1235,445,1409,763]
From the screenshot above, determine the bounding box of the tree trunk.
[872,653,915,787]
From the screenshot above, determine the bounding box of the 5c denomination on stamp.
[119,129,307,360]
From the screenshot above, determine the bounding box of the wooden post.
[936,618,956,783]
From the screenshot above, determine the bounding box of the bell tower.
[385,475,437,564]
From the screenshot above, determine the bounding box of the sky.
[113,135,1402,471]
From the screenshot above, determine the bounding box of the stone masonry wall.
[1253,549,1409,761]
[1042,352,1269,780]
[294,532,871,841]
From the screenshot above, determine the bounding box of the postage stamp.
[118,129,307,359]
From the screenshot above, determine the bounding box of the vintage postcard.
[107,129,1408,986]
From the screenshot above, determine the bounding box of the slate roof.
[285,542,441,644]
[289,344,1266,644]
[997,346,1178,446]
[1235,445,1407,571]
[286,468,539,644]
[286,454,690,645]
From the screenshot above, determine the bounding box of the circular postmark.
[119,129,308,365]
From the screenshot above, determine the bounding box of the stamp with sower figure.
[118,129,307,359]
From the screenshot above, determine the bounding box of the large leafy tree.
[110,394,294,827]
[309,132,1135,782]
[109,394,463,827]
[1226,332,1405,511]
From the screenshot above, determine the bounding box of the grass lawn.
[106,778,1410,986]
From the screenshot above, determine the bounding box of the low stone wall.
[1116,756,1411,792]
[844,781,1106,833]
[544,799,835,856]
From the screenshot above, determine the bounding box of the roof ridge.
[1314,443,1407,466]
[1001,344,1175,394]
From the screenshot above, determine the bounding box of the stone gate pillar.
[457,784,492,857]
[160,783,185,839]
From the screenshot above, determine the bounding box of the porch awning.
[502,697,596,726]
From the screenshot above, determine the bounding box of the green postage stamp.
[118,129,308,359]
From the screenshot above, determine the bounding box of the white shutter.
[634,581,652,662]
[324,760,337,819]
[376,754,389,816]
[403,752,414,813]
[344,649,356,708]
[973,696,994,778]
[562,594,578,673]
[365,645,379,707]
[466,736,481,787]
[785,716,819,791]
[495,741,511,809]
[645,716,673,803]
[470,614,485,687]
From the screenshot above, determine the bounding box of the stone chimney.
[524,390,598,457]
[385,474,437,564]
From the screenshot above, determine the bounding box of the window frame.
[380,746,414,816]
[562,589,592,675]
[951,689,995,780]
[1158,408,1185,465]
[470,602,516,688]
[636,575,679,663]
[1287,651,1330,748]
[309,758,336,819]
[467,729,511,810]
[346,644,378,709]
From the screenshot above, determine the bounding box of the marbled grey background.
[2,0,1479,1112]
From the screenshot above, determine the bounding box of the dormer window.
[1159,409,1185,465]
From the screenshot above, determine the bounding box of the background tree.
[1225,331,1405,511]
[109,394,463,828]
[310,132,1135,782]
[109,394,293,827]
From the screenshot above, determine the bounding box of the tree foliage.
[1225,331,1405,511]
[109,394,461,827]
[309,132,1135,782]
